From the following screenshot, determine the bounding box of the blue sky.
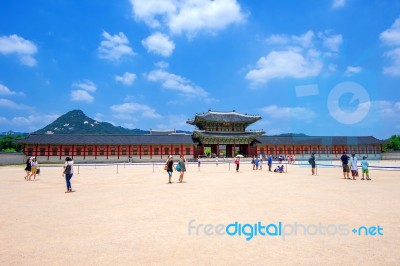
[0,0,399,139]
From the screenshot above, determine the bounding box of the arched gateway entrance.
[187,111,264,158]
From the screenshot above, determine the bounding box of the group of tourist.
[308,151,371,180]
[340,152,371,180]
[23,156,39,181]
[24,151,372,191]
[23,156,75,193]
[165,155,187,183]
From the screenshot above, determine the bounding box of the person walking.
[361,156,371,180]
[165,155,174,183]
[24,157,32,181]
[28,157,38,181]
[340,152,350,179]
[63,157,74,193]
[234,157,240,172]
[350,153,358,180]
[177,155,187,183]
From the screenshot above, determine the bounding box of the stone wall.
[381,151,400,160]
[0,152,27,165]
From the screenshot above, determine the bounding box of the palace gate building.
[18,110,384,162]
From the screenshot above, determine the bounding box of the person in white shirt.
[350,153,358,180]
[63,157,74,193]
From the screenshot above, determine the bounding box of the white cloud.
[71,90,94,103]
[0,113,59,132]
[110,102,161,119]
[146,69,209,98]
[0,98,32,110]
[383,47,400,76]
[245,49,323,86]
[345,66,363,76]
[98,31,135,61]
[260,105,317,122]
[246,30,342,86]
[155,61,169,68]
[332,0,346,9]
[380,17,400,46]
[319,32,343,53]
[266,31,315,48]
[156,114,192,130]
[72,80,97,92]
[115,72,137,85]
[375,100,400,117]
[142,32,175,57]
[130,0,246,38]
[380,18,400,76]
[0,84,16,95]
[0,34,38,66]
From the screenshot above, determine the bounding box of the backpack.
[308,157,313,164]
[64,163,71,174]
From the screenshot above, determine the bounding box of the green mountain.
[34,110,149,134]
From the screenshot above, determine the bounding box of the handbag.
[164,164,168,170]
[176,164,181,171]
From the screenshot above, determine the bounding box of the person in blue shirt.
[267,155,273,172]
[361,156,371,180]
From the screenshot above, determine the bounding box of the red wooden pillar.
[233,139,236,157]
[150,145,153,159]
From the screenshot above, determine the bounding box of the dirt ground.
[0,160,399,265]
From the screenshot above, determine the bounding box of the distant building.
[18,110,384,162]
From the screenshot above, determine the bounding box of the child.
[361,156,371,180]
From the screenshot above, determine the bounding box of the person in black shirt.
[309,152,316,175]
[340,152,350,179]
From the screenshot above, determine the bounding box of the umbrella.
[236,154,244,158]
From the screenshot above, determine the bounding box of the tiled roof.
[18,134,195,145]
[194,130,264,138]
[256,136,384,145]
[17,134,384,146]
[187,111,261,125]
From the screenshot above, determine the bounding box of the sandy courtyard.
[0,160,399,266]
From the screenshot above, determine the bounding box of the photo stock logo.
[188,219,383,241]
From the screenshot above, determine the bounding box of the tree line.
[0,135,24,152]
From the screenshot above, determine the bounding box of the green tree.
[383,135,400,151]
[0,135,24,152]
